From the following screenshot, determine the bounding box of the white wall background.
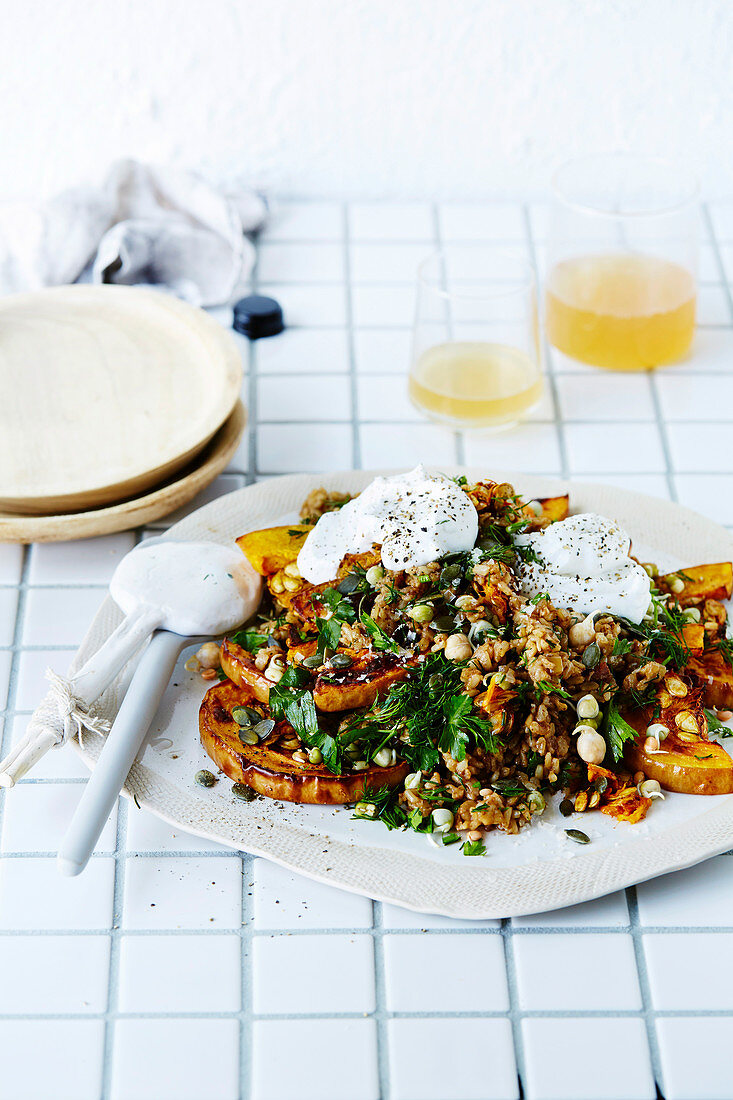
[0,0,730,201]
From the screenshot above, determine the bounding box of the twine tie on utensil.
[0,669,111,788]
[44,669,112,746]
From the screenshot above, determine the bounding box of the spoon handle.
[71,603,163,701]
[57,630,189,877]
[0,604,163,789]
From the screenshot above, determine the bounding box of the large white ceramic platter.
[63,469,733,918]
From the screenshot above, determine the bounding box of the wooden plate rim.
[0,401,246,543]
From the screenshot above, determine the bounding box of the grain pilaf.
[196,476,733,855]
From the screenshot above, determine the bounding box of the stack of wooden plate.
[0,285,246,542]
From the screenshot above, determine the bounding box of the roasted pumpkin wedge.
[288,580,339,624]
[538,494,570,522]
[623,675,733,795]
[313,650,416,712]
[680,622,705,651]
[220,639,272,703]
[199,679,408,804]
[661,562,733,605]
[625,736,733,796]
[688,648,733,709]
[236,524,311,576]
[221,639,414,713]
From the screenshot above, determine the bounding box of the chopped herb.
[705,709,732,737]
[361,612,401,653]
[462,839,486,856]
[601,699,636,763]
[439,692,498,761]
[535,680,572,701]
[711,636,733,670]
[441,831,462,845]
[491,778,528,798]
[229,627,269,654]
[316,614,342,656]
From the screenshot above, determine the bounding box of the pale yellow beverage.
[546,253,696,371]
[408,341,543,429]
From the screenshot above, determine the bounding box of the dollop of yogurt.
[297,465,479,584]
[515,512,651,623]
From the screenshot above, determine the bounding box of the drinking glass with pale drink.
[409,249,542,431]
[409,155,699,431]
[546,154,698,371]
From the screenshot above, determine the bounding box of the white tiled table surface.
[2,200,733,1100]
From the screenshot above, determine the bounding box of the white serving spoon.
[0,539,261,865]
[54,539,261,875]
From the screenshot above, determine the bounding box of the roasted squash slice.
[520,494,569,524]
[680,622,705,651]
[313,650,416,712]
[623,675,733,795]
[688,648,733,710]
[288,581,340,625]
[221,639,415,713]
[236,524,311,576]
[220,639,272,703]
[661,562,733,605]
[538,494,569,523]
[199,679,408,804]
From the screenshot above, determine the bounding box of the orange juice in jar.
[547,155,699,371]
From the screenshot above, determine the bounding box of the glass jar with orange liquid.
[409,249,543,430]
[545,154,699,371]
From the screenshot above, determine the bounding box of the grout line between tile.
[240,853,255,1100]
[342,203,362,470]
[627,886,666,1097]
[501,919,526,1098]
[372,901,391,1100]
[522,203,568,480]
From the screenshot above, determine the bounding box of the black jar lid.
[232,295,284,339]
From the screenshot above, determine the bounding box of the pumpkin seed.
[232,705,260,727]
[441,563,462,586]
[433,615,457,632]
[238,729,259,746]
[195,769,217,788]
[232,782,257,801]
[337,572,362,594]
[582,642,601,669]
[428,673,444,693]
[303,654,322,669]
[559,798,574,817]
[409,603,434,623]
[330,653,353,668]
[253,719,275,739]
[565,828,590,844]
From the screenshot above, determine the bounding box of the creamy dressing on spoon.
[110,541,262,636]
[515,512,651,623]
[297,466,479,584]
